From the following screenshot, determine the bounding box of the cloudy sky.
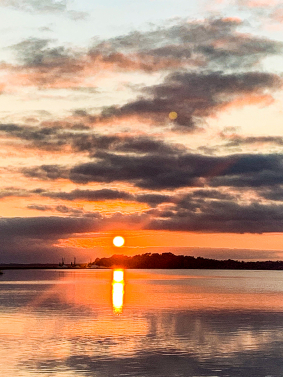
[1,0,283,263]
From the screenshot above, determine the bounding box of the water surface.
[0,269,283,376]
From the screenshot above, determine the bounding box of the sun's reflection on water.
[112,270,124,314]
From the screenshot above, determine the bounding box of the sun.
[113,236,125,247]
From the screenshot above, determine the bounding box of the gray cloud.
[6,17,283,91]
[0,185,171,207]
[11,38,83,86]
[187,189,235,200]
[14,38,70,67]
[23,164,69,180]
[27,204,52,211]
[258,186,283,201]
[99,71,281,129]
[0,216,102,263]
[136,193,174,206]
[221,134,283,148]
[169,247,283,261]
[0,216,108,264]
[20,151,283,191]
[0,187,30,198]
[26,203,85,216]
[0,123,183,155]
[46,188,134,201]
[148,200,283,233]
[69,152,196,188]
[0,0,88,19]
[55,205,84,215]
[38,188,174,208]
[0,0,67,13]
[68,152,283,190]
[89,17,283,72]
[0,216,98,238]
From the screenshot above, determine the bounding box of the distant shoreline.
[1,252,283,270]
[0,264,107,270]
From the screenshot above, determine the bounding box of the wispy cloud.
[0,0,68,13]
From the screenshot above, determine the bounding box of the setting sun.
[113,236,125,247]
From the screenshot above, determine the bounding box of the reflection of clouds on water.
[145,311,283,359]
[16,311,283,377]
[27,335,283,377]
[2,270,283,376]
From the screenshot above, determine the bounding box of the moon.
[113,236,125,247]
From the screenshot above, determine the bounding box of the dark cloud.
[0,185,173,208]
[13,38,72,67]
[23,164,69,180]
[210,154,283,187]
[0,216,102,263]
[89,18,283,72]
[70,133,182,156]
[100,71,281,129]
[188,189,235,200]
[20,151,283,191]
[26,203,85,215]
[1,217,107,265]
[136,193,174,206]
[0,187,30,198]
[222,134,283,148]
[11,38,83,86]
[46,188,134,201]
[27,204,52,211]
[0,123,182,155]
[0,216,98,238]
[40,188,174,207]
[169,247,283,261]
[0,123,66,151]
[259,186,283,201]
[148,200,283,233]
[6,17,282,91]
[69,152,283,190]
[0,185,172,208]
[0,186,234,211]
[55,205,84,215]
[69,152,196,188]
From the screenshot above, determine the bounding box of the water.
[0,269,283,377]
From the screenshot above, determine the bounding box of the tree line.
[94,252,283,270]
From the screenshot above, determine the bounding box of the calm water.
[0,269,283,377]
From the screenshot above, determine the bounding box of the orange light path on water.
[112,270,125,314]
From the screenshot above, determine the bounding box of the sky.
[1,0,283,263]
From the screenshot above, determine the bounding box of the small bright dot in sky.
[169,111,178,120]
[113,236,125,247]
